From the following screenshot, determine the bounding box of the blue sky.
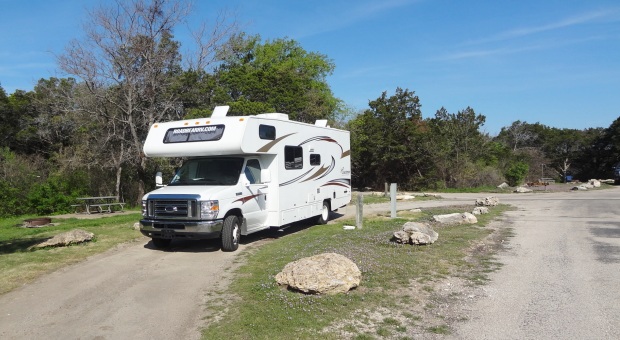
[1,0,619,135]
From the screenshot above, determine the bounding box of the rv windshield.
[169,157,244,186]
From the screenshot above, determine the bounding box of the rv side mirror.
[261,169,271,183]
[155,171,163,187]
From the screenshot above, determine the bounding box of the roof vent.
[211,106,230,117]
[256,113,289,120]
[315,119,328,127]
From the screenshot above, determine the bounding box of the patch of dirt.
[321,219,514,339]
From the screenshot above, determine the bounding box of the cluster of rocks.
[572,179,601,191]
[475,196,499,207]
[275,195,502,295]
[393,221,439,245]
[275,253,361,295]
[32,229,94,249]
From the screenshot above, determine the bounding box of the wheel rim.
[322,205,329,220]
[232,223,239,244]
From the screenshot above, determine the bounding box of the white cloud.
[293,0,421,39]
[465,8,620,45]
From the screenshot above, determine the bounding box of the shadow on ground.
[142,213,343,253]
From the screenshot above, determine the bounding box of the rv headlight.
[141,200,148,217]
[200,200,219,220]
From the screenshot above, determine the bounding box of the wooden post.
[384,182,388,197]
[356,193,363,229]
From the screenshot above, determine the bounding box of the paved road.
[450,188,620,339]
[0,188,618,339]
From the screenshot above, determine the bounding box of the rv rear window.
[259,124,276,140]
[163,124,225,143]
[285,146,303,170]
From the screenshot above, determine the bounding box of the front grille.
[153,223,185,230]
[147,199,197,219]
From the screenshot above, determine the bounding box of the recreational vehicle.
[139,106,351,251]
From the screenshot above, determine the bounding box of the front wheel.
[221,215,241,252]
[317,200,330,225]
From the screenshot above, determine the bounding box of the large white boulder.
[33,229,94,248]
[275,253,361,295]
[433,212,478,225]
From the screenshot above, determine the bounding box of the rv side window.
[245,159,261,184]
[284,146,303,170]
[310,154,320,166]
[259,125,276,140]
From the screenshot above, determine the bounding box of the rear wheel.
[221,215,241,252]
[152,238,171,249]
[317,200,330,225]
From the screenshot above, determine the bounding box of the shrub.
[505,162,529,186]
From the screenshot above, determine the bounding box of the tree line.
[0,0,618,217]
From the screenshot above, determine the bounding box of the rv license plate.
[161,229,175,239]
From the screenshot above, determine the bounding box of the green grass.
[0,213,143,294]
[427,324,451,335]
[202,205,511,339]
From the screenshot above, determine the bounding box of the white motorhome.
[139,106,351,251]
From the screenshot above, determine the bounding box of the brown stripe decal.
[257,133,296,152]
[233,194,262,204]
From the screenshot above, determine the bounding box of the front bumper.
[140,219,223,240]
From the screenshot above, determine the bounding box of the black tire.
[152,238,171,249]
[317,200,330,225]
[221,215,241,252]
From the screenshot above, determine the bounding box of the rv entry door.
[242,159,268,231]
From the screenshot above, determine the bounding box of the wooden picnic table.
[73,196,126,214]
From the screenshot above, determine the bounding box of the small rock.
[472,207,489,215]
[497,182,509,189]
[396,194,416,200]
[514,186,533,193]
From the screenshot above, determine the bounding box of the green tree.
[349,88,426,190]
[214,34,340,122]
[577,118,620,180]
[425,107,489,187]
[505,161,529,186]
